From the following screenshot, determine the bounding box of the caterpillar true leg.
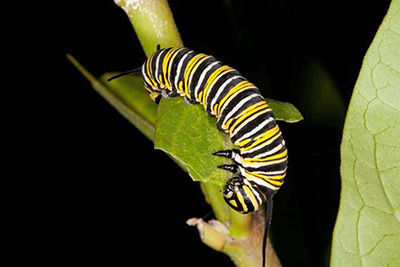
[217,164,239,174]
[184,96,196,105]
[161,90,174,98]
[212,149,239,159]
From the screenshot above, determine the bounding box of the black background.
[37,0,392,266]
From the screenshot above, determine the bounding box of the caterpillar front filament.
[108,46,288,267]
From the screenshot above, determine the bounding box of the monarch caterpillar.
[108,46,288,266]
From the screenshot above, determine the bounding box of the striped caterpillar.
[108,46,288,266]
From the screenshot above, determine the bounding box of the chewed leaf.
[154,97,229,188]
[266,98,303,123]
[331,1,400,266]
[154,96,302,187]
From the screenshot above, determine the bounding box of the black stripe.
[216,88,260,131]
[230,110,275,143]
[168,48,194,93]
[243,157,288,173]
[241,135,284,159]
[195,61,224,102]
[239,186,256,213]
[176,50,196,93]
[205,69,242,115]
[156,48,173,87]
[149,51,159,87]
[188,56,218,102]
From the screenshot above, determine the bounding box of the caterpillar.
[108,46,288,266]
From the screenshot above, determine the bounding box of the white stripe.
[241,156,287,168]
[167,48,184,90]
[218,86,258,118]
[242,131,282,154]
[174,51,195,94]
[250,142,283,159]
[204,69,236,109]
[154,50,167,87]
[234,115,274,144]
[231,109,271,139]
[142,64,154,89]
[219,94,259,128]
[252,167,288,176]
[187,55,211,96]
[246,176,280,191]
[210,75,242,116]
[243,178,263,205]
[194,61,220,100]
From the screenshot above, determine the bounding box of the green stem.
[114,0,184,57]
[201,182,230,222]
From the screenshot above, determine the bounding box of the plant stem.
[114,0,184,57]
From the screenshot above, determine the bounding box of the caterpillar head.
[222,177,264,214]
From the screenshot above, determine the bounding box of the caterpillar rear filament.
[108,46,288,267]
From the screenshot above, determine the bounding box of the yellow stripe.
[269,173,287,180]
[178,81,184,94]
[222,117,234,130]
[243,156,287,167]
[235,101,265,118]
[144,85,152,94]
[201,66,232,105]
[245,170,284,186]
[162,48,178,90]
[168,48,186,89]
[216,80,254,116]
[229,199,238,208]
[146,54,157,88]
[265,179,283,186]
[229,103,269,135]
[236,138,252,147]
[240,125,280,152]
[184,53,207,97]
[236,192,248,213]
[224,101,265,131]
[246,172,286,181]
[243,185,259,210]
[246,149,288,162]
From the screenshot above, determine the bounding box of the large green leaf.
[154,96,303,188]
[331,1,400,266]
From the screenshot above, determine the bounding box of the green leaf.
[101,72,158,127]
[154,96,303,188]
[154,97,229,188]
[331,1,400,266]
[266,98,303,123]
[67,55,157,141]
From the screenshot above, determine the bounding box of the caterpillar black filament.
[108,46,288,266]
